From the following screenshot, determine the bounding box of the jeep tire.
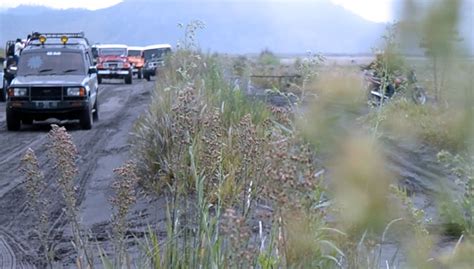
[137,69,142,79]
[22,118,33,125]
[145,73,150,81]
[79,104,93,130]
[93,98,99,121]
[125,73,132,84]
[6,108,21,131]
[1,79,8,102]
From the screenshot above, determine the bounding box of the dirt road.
[0,79,153,268]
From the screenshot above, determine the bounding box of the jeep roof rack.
[28,32,90,47]
[25,31,91,51]
[32,32,85,39]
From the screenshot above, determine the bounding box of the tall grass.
[21,125,93,268]
[128,40,472,267]
[128,21,342,268]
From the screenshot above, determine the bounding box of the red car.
[96,44,132,84]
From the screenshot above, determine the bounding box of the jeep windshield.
[143,48,171,60]
[17,51,86,76]
[128,50,141,57]
[99,48,127,57]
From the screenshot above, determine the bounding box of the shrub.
[258,48,280,66]
[366,98,469,151]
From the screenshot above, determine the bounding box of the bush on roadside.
[366,98,469,151]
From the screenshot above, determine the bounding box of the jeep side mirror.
[88,66,97,74]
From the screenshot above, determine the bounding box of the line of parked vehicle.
[0,31,171,131]
[92,43,171,84]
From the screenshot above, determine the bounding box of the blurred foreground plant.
[48,124,93,268]
[20,125,93,268]
[437,151,474,237]
[110,161,139,268]
[21,148,54,267]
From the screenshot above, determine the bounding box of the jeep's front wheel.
[144,73,150,81]
[6,108,21,131]
[22,118,33,125]
[79,105,93,130]
[1,79,8,102]
[125,73,133,84]
[93,98,99,121]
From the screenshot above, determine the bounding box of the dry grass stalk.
[110,161,140,267]
[21,148,53,266]
[47,124,92,267]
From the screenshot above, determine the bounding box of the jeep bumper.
[98,69,130,75]
[7,100,89,120]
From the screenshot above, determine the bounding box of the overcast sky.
[0,0,123,11]
[0,0,396,22]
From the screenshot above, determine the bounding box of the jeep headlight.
[9,88,28,97]
[67,87,86,97]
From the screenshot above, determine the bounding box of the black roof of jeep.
[23,37,93,59]
[25,32,91,51]
[21,46,87,54]
[23,43,88,53]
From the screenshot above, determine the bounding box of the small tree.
[258,48,280,66]
[372,23,406,109]
[379,23,407,75]
[419,0,462,103]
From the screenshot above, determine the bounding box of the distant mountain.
[0,5,54,15]
[1,0,389,54]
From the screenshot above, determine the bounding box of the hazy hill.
[1,0,388,54]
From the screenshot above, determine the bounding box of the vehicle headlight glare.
[12,88,28,96]
[67,87,85,96]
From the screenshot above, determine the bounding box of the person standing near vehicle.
[14,38,24,63]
